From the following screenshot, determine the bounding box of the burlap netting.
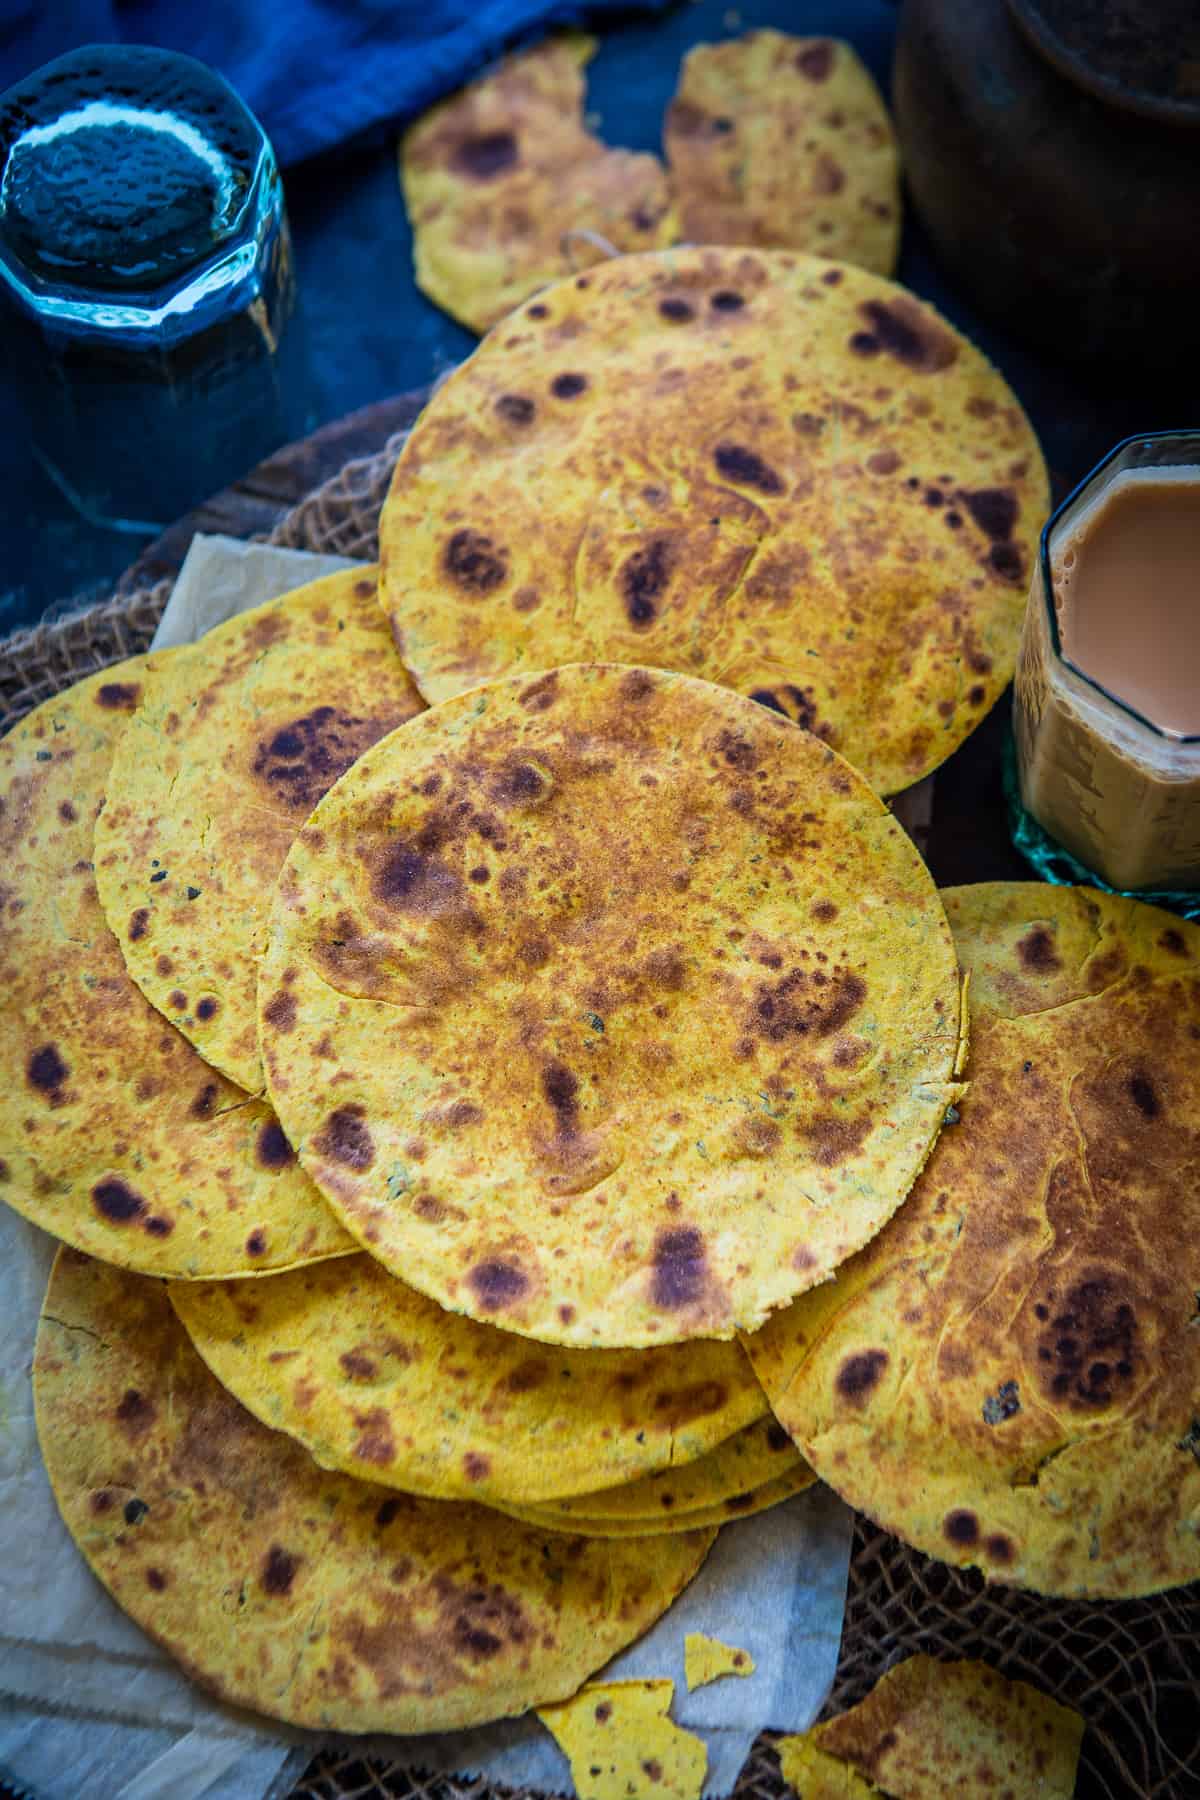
[2,440,1197,1799]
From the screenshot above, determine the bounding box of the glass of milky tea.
[1013,431,1200,896]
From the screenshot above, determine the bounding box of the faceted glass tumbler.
[1011,430,1200,902]
[0,44,306,531]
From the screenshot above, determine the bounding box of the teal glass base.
[1002,730,1200,922]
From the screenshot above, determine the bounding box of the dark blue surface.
[1,0,1189,636]
[0,0,677,167]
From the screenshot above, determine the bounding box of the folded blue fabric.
[0,0,674,167]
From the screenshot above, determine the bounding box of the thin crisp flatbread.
[777,1655,1084,1798]
[0,662,351,1276]
[379,248,1048,797]
[537,1681,707,1800]
[35,1249,714,1733]
[684,1633,755,1691]
[665,32,900,275]
[170,1253,767,1504]
[94,568,424,1095]
[506,1463,814,1538]
[499,1415,803,1525]
[401,35,678,334]
[259,663,964,1348]
[746,884,1200,1598]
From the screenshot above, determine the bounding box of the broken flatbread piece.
[537,1679,707,1800]
[401,35,677,333]
[666,32,900,275]
[779,1737,880,1798]
[777,1654,1083,1798]
[684,1632,755,1691]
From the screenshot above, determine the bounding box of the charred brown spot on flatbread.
[806,1113,870,1167]
[542,1061,580,1138]
[261,1545,300,1595]
[749,966,866,1042]
[452,130,519,180]
[651,1225,708,1310]
[851,298,958,373]
[1018,925,1061,973]
[353,1407,396,1465]
[621,538,673,627]
[27,1043,68,1103]
[943,1507,979,1546]
[256,1120,295,1169]
[835,1348,888,1403]
[92,1177,147,1225]
[796,40,835,80]
[189,1081,219,1120]
[116,1388,156,1438]
[713,442,784,494]
[315,1106,375,1171]
[252,707,387,815]
[1037,1272,1138,1410]
[442,529,509,595]
[96,682,141,711]
[263,989,298,1034]
[467,1259,530,1311]
[496,393,536,426]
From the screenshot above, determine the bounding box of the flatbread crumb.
[685,1631,756,1690]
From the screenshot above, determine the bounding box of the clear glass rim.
[1040,428,1200,746]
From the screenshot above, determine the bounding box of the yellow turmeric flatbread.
[665,32,900,275]
[401,35,677,333]
[259,662,964,1348]
[0,661,351,1276]
[537,1680,707,1800]
[684,1633,756,1690]
[499,1414,804,1525]
[94,568,424,1094]
[746,884,1200,1597]
[777,1655,1083,1798]
[36,1249,715,1733]
[380,248,1048,797]
[170,1252,768,1504]
[504,1463,814,1537]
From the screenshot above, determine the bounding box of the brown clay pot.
[892,0,1200,369]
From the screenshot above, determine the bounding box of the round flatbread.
[36,1248,714,1732]
[496,1414,805,1524]
[745,883,1200,1598]
[401,35,678,334]
[171,1253,767,1504]
[503,1463,814,1538]
[665,32,900,275]
[259,662,964,1349]
[94,569,424,1094]
[0,663,351,1277]
[379,248,1048,797]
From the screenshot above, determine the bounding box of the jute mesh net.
[2,444,1197,1800]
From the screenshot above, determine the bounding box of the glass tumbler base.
[1002,730,1200,921]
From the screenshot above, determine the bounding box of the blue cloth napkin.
[0,0,675,166]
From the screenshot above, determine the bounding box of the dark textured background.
[0,0,1189,638]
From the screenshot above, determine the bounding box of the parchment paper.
[1,536,854,1800]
